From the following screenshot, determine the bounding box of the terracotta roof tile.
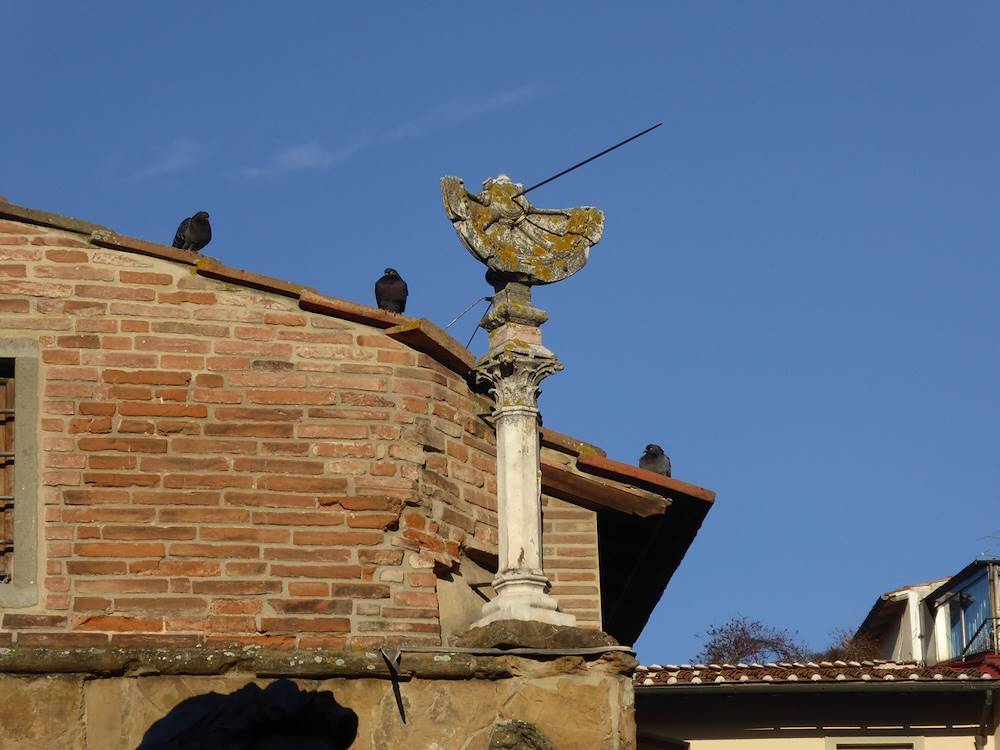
[385,319,475,377]
[634,660,1000,687]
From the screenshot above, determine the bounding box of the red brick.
[101,526,196,541]
[293,530,382,546]
[204,423,294,438]
[260,311,305,326]
[129,560,221,577]
[119,403,207,418]
[406,571,438,588]
[2,614,67,629]
[382,607,438,619]
[157,508,249,524]
[210,600,263,615]
[74,542,166,557]
[79,401,116,416]
[0,298,30,313]
[250,511,344,526]
[224,491,317,508]
[268,564,362,579]
[172,438,257,455]
[119,271,174,286]
[163,474,253,490]
[139,456,228,472]
[394,591,438,608]
[0,263,25,279]
[347,513,400,529]
[215,406,303,421]
[0,280,72,297]
[76,284,155,301]
[269,599,353,615]
[75,579,169,593]
[65,560,129,575]
[257,476,348,493]
[329,583,390,598]
[68,416,112,433]
[224,562,268,576]
[288,582,329,597]
[44,248,89,261]
[200,527,288,543]
[262,547,352,562]
[169,543,260,559]
[111,634,205,648]
[358,549,404,565]
[74,615,164,632]
[62,488,131,504]
[78,437,167,453]
[83,472,161,487]
[357,620,439,633]
[115,597,207,614]
[191,580,282,595]
[159,291,217,305]
[298,424,369,439]
[260,617,350,633]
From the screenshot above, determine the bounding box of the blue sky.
[4,2,998,662]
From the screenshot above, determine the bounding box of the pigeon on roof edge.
[172,211,212,253]
[640,444,671,477]
[375,268,408,314]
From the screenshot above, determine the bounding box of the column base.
[472,570,577,628]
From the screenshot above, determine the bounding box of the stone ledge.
[0,644,634,680]
[455,620,620,650]
[539,427,606,458]
[0,200,112,236]
[576,452,716,504]
[90,230,201,266]
[299,290,414,329]
[196,258,315,298]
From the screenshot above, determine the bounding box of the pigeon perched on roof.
[375,268,408,313]
[639,444,671,477]
[172,211,212,253]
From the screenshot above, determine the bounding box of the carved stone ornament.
[475,345,563,413]
[441,174,604,286]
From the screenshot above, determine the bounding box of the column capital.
[474,342,563,414]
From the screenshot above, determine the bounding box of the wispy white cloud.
[384,84,546,142]
[241,84,546,179]
[240,138,372,179]
[127,139,202,181]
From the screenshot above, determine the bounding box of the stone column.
[440,173,604,628]
[472,309,575,627]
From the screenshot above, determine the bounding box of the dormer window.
[947,572,991,657]
[928,561,999,660]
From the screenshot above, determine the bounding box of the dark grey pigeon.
[172,211,212,253]
[639,444,671,477]
[375,268,408,313]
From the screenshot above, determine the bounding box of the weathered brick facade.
[0,210,609,649]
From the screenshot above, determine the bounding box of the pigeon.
[639,444,671,477]
[375,268,408,313]
[172,211,212,253]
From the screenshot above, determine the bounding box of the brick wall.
[543,495,602,627]
[0,217,603,647]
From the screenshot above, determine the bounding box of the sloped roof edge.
[1,196,716,515]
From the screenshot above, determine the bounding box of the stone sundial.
[440,173,606,629]
[441,174,604,330]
